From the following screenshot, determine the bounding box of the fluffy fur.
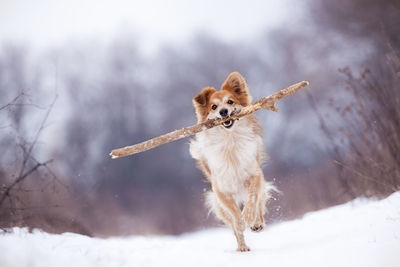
[190,72,273,252]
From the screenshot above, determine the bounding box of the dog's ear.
[193,87,216,107]
[193,87,216,122]
[221,72,252,106]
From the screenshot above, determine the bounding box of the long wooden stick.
[110,81,309,159]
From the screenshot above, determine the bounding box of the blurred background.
[0,0,399,236]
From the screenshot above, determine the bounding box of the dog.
[190,72,274,252]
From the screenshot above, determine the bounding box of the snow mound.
[1,192,399,267]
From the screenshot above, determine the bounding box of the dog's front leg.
[214,187,250,252]
[243,173,264,232]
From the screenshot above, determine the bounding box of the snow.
[1,192,400,267]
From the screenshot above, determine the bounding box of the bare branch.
[18,94,58,177]
[30,155,70,191]
[0,93,58,207]
[0,159,54,206]
[110,81,309,158]
[0,92,24,111]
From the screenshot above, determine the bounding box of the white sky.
[0,0,300,51]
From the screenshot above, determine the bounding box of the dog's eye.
[227,100,234,105]
[211,104,217,110]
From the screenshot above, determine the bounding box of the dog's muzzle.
[220,108,237,129]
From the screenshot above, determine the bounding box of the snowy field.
[1,192,399,267]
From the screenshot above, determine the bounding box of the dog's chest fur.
[190,117,263,194]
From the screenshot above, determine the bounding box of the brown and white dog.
[190,72,274,252]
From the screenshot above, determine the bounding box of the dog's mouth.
[222,119,234,129]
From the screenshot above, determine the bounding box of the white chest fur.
[190,118,263,194]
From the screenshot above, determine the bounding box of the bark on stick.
[110,81,309,159]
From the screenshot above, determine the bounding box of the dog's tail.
[204,191,217,217]
[264,181,280,209]
[265,181,279,198]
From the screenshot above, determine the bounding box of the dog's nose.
[219,108,228,117]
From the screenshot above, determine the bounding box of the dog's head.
[192,72,252,129]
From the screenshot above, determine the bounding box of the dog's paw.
[250,223,265,232]
[237,245,251,252]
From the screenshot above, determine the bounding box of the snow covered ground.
[1,192,399,267]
